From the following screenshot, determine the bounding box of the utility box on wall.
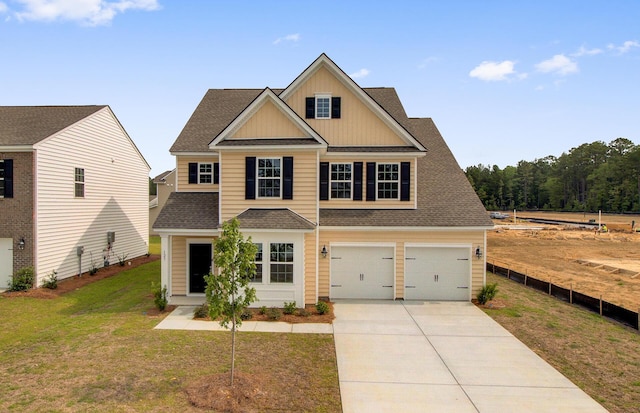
[107,232,115,244]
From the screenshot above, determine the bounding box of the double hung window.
[199,163,213,184]
[270,243,294,283]
[74,168,85,198]
[257,158,281,198]
[377,163,399,199]
[249,243,263,283]
[330,163,352,199]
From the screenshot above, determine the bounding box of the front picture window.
[258,158,281,198]
[377,163,399,199]
[270,243,293,283]
[331,163,352,199]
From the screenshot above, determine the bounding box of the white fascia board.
[154,228,219,236]
[213,145,324,152]
[239,228,315,233]
[324,151,426,159]
[319,226,493,232]
[280,54,426,152]
[0,145,33,152]
[170,152,219,157]
[209,88,327,149]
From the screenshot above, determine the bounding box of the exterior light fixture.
[18,238,25,250]
[321,245,328,258]
[475,246,482,259]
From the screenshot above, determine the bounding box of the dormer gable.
[210,88,327,149]
[280,54,426,152]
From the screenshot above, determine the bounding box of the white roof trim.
[209,88,327,149]
[0,145,33,152]
[279,54,426,152]
[154,228,220,235]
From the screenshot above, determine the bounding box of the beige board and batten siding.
[231,100,308,139]
[284,66,407,147]
[34,107,149,284]
[219,150,318,223]
[319,156,417,209]
[317,229,485,299]
[176,155,219,192]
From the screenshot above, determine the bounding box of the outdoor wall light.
[18,238,25,250]
[475,246,482,259]
[321,245,328,258]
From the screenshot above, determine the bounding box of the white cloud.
[535,54,578,75]
[0,2,8,13]
[13,0,160,26]
[572,45,603,57]
[273,33,300,45]
[469,60,517,81]
[607,40,640,54]
[349,68,370,79]
[418,56,439,69]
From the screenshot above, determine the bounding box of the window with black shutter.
[306,95,341,119]
[188,162,198,184]
[245,157,256,200]
[366,162,376,201]
[353,162,363,201]
[400,162,410,201]
[283,157,293,200]
[319,162,329,200]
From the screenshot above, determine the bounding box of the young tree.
[205,217,258,385]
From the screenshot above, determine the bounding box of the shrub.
[117,252,129,266]
[283,301,297,315]
[193,303,209,319]
[267,307,282,320]
[240,309,253,320]
[315,301,329,315]
[9,267,35,292]
[42,270,58,290]
[152,282,168,311]
[259,306,267,315]
[477,283,498,305]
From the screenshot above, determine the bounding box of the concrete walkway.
[333,300,607,413]
[155,302,607,412]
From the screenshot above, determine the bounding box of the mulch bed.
[1,254,160,299]
[194,301,335,324]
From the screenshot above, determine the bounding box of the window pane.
[249,243,262,282]
[316,97,330,118]
[377,164,399,199]
[330,163,352,199]
[258,158,281,197]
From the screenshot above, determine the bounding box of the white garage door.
[0,238,13,290]
[404,247,470,300]
[330,246,394,299]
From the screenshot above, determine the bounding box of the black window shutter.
[331,97,341,119]
[213,162,220,184]
[400,162,410,201]
[366,162,376,201]
[283,156,293,200]
[353,162,363,201]
[4,159,13,198]
[245,157,256,200]
[188,163,198,184]
[305,97,315,119]
[319,162,329,201]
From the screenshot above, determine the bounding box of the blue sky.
[1,1,639,176]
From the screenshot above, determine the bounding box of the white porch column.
[160,234,170,297]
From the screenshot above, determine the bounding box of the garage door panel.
[405,247,470,301]
[331,246,394,299]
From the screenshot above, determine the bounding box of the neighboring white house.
[0,105,150,287]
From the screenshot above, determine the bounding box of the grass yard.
[483,272,640,413]
[0,260,340,412]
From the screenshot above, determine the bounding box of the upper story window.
[377,163,399,199]
[258,158,281,198]
[331,163,352,199]
[74,167,85,198]
[199,163,213,184]
[305,96,341,119]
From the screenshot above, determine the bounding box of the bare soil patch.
[185,372,267,412]
[489,212,640,311]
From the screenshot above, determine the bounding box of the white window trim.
[376,162,400,200]
[186,239,213,297]
[257,157,282,199]
[268,242,295,284]
[330,162,353,200]
[198,162,213,185]
[250,242,263,284]
[315,94,331,119]
[74,167,85,198]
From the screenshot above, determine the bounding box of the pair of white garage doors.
[330,245,471,301]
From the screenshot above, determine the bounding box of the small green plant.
[316,301,329,315]
[151,282,168,312]
[240,309,253,320]
[117,252,129,266]
[193,303,209,319]
[259,306,267,315]
[267,307,282,320]
[476,283,498,305]
[9,267,35,291]
[89,252,99,275]
[42,270,58,290]
[283,301,297,315]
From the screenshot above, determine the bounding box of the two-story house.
[0,105,150,289]
[154,54,492,307]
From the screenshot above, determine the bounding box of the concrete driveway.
[333,300,607,413]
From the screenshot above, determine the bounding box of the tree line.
[465,138,640,213]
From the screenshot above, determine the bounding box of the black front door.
[189,243,212,294]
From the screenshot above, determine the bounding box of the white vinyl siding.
[34,107,149,285]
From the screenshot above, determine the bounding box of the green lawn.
[149,236,160,255]
[0,260,340,412]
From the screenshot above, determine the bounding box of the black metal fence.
[487,262,639,330]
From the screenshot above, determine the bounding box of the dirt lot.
[488,211,640,311]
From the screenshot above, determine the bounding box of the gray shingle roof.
[153,192,219,230]
[0,106,106,146]
[235,209,316,230]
